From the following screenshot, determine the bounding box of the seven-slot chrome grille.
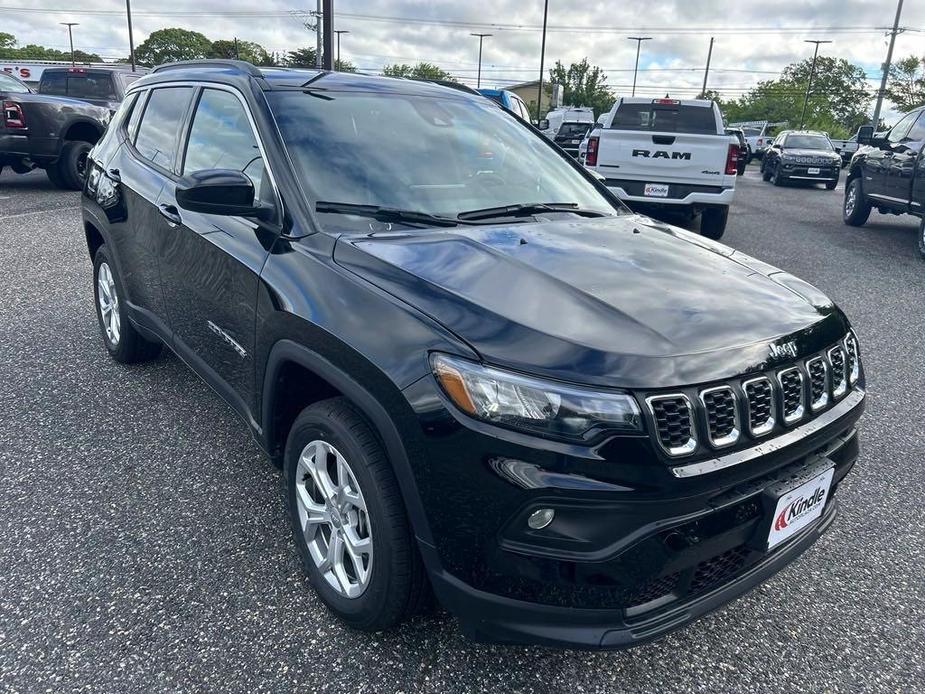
[646,333,860,458]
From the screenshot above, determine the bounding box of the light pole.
[61,22,79,66]
[125,0,135,71]
[470,33,492,89]
[872,0,905,127]
[334,29,349,68]
[627,36,652,97]
[322,0,333,70]
[536,0,549,122]
[700,36,714,98]
[799,39,832,129]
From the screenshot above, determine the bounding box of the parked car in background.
[726,127,749,175]
[830,134,859,168]
[477,88,532,122]
[82,60,866,650]
[0,69,110,188]
[38,66,145,112]
[760,131,841,190]
[843,107,925,258]
[539,106,594,136]
[583,97,737,238]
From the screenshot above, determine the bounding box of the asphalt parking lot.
[1,166,923,693]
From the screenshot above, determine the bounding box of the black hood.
[334,215,849,388]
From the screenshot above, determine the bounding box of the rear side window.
[126,91,146,141]
[906,112,925,142]
[0,72,30,93]
[68,73,117,100]
[611,103,718,135]
[39,71,68,96]
[182,88,267,202]
[134,87,194,171]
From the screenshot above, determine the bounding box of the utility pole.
[322,0,333,70]
[61,23,79,66]
[536,0,549,122]
[471,33,492,89]
[872,0,905,128]
[125,0,135,71]
[799,39,832,129]
[315,0,322,68]
[334,30,349,68]
[700,36,714,98]
[233,37,240,60]
[627,36,652,97]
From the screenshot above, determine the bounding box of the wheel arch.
[62,118,104,144]
[262,338,436,547]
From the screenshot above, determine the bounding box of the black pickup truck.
[843,105,925,258]
[1,71,110,189]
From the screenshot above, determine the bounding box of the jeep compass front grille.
[648,395,696,455]
[642,334,860,460]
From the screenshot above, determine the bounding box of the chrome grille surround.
[777,367,805,425]
[699,386,740,448]
[742,376,775,436]
[646,394,697,456]
[844,333,860,384]
[828,346,848,399]
[806,356,829,411]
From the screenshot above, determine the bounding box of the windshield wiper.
[315,201,463,228]
[456,202,611,221]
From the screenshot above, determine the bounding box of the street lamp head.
[627,36,652,41]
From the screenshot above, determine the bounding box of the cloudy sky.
[1,0,922,117]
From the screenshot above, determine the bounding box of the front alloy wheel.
[295,439,373,598]
[96,261,121,346]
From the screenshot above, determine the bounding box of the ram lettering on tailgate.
[631,149,692,160]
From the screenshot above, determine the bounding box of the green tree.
[884,55,925,112]
[210,39,273,66]
[135,27,212,66]
[0,34,101,62]
[286,47,316,67]
[548,58,615,117]
[0,32,16,52]
[382,62,454,82]
[722,56,870,137]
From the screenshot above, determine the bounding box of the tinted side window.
[68,73,117,100]
[134,87,194,171]
[906,111,925,142]
[182,88,266,200]
[39,72,67,96]
[888,111,918,143]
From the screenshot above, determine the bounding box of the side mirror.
[176,169,272,220]
[856,125,874,146]
[537,118,550,130]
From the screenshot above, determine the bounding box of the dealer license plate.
[807,167,820,175]
[767,467,834,549]
[644,183,669,197]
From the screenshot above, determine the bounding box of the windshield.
[785,135,833,151]
[611,102,718,134]
[556,122,591,139]
[268,89,619,231]
[741,128,761,137]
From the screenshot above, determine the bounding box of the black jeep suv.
[81,61,865,649]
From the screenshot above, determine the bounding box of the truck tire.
[93,246,163,363]
[825,180,838,191]
[918,217,925,260]
[45,165,68,189]
[761,162,771,182]
[284,397,430,631]
[700,207,728,240]
[57,140,93,190]
[843,177,872,227]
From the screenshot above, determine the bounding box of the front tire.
[825,180,838,191]
[285,397,429,631]
[700,206,728,240]
[917,217,925,260]
[93,246,162,363]
[843,177,872,226]
[771,164,786,186]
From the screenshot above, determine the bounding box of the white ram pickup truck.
[582,97,738,239]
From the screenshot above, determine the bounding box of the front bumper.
[780,164,840,182]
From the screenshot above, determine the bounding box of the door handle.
[158,203,182,226]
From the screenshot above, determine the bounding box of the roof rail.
[151,59,263,77]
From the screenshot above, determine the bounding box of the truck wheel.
[761,162,771,182]
[918,217,925,260]
[285,397,429,630]
[45,165,69,189]
[93,246,162,363]
[825,180,838,191]
[700,207,728,240]
[57,140,93,190]
[843,178,872,227]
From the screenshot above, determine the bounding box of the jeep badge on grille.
[769,341,798,359]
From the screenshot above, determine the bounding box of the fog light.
[527,508,555,530]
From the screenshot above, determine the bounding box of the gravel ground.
[0,167,923,693]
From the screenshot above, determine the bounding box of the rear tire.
[45,164,68,189]
[700,206,728,240]
[93,246,162,363]
[285,397,429,631]
[825,180,838,191]
[58,140,93,190]
[843,177,872,227]
[761,162,771,182]
[917,217,925,260]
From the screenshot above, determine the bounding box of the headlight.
[431,354,642,441]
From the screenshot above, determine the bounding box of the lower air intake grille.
[689,546,751,595]
[648,395,695,455]
[778,368,804,424]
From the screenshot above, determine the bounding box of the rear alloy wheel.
[843,177,872,227]
[918,217,925,260]
[285,397,429,630]
[93,246,162,363]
